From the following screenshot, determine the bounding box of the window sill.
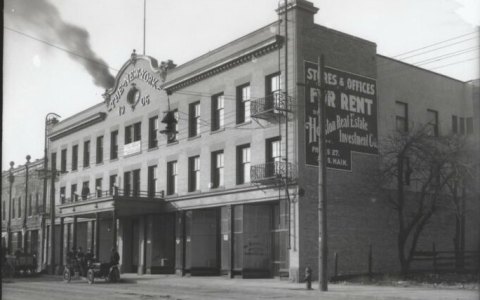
[210,128,226,135]
[187,190,201,195]
[165,193,178,198]
[110,158,119,162]
[96,162,104,166]
[209,186,225,191]
[188,135,201,141]
[236,182,252,188]
[83,166,90,170]
[235,121,252,127]
[167,141,179,147]
[148,146,159,152]
[71,169,78,173]
[123,151,142,159]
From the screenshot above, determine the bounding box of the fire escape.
[250,92,297,187]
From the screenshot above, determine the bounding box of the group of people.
[66,246,119,276]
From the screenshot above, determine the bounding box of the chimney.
[276,0,319,26]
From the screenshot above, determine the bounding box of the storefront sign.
[305,61,378,170]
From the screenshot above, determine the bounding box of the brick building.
[20,0,479,280]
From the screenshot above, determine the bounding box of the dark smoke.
[5,0,115,89]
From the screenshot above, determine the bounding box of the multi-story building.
[35,0,479,280]
[2,157,47,271]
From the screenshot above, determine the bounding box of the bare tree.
[378,126,464,276]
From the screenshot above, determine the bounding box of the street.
[2,274,478,300]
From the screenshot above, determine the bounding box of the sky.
[3,0,479,169]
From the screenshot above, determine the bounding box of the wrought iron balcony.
[250,93,291,121]
[250,161,297,185]
[60,188,165,204]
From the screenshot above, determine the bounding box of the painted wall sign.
[106,67,158,115]
[305,61,378,170]
[123,140,141,156]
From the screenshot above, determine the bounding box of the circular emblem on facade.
[126,83,141,110]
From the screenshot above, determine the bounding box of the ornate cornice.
[163,35,283,93]
[50,112,107,141]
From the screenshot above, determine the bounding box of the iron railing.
[250,161,297,183]
[250,93,290,119]
[60,188,165,204]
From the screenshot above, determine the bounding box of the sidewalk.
[117,273,479,300]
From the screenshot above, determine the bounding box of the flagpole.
[143,0,146,55]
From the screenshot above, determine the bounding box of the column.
[95,213,100,259]
[72,216,78,250]
[138,217,146,275]
[59,217,64,266]
[112,210,117,249]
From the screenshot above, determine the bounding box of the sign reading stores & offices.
[304,61,378,171]
[106,67,161,116]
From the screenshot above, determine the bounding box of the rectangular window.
[71,184,77,202]
[396,101,408,132]
[110,130,118,160]
[466,117,473,135]
[124,169,140,196]
[61,149,67,172]
[109,174,117,195]
[72,145,78,171]
[96,136,104,164]
[83,140,90,168]
[237,144,251,184]
[148,165,157,197]
[95,178,103,197]
[149,116,159,149]
[459,117,465,135]
[125,122,142,144]
[237,84,251,124]
[167,110,179,144]
[211,94,225,131]
[266,73,281,109]
[452,115,458,134]
[60,186,66,204]
[427,109,439,137]
[51,152,57,172]
[188,156,200,192]
[266,137,281,177]
[211,151,224,188]
[189,102,201,137]
[81,181,90,200]
[167,161,178,195]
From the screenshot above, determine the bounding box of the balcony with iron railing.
[250,161,297,185]
[250,92,291,121]
[60,188,165,205]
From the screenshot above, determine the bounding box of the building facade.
[16,0,479,280]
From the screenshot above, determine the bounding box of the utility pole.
[23,155,31,252]
[143,0,146,55]
[317,55,328,291]
[7,161,15,254]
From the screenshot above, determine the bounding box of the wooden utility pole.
[317,55,328,291]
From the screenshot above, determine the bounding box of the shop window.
[83,140,90,168]
[72,145,78,171]
[148,165,157,197]
[237,144,250,184]
[61,149,67,172]
[71,184,77,202]
[236,84,251,124]
[188,156,200,191]
[427,109,439,137]
[452,115,458,134]
[167,161,177,195]
[96,136,104,164]
[211,151,224,188]
[211,94,225,131]
[396,101,408,132]
[189,102,201,137]
[149,116,159,149]
[95,178,103,197]
[110,130,118,160]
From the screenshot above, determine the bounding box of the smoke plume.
[5,0,115,89]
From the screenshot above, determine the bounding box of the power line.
[4,26,119,72]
